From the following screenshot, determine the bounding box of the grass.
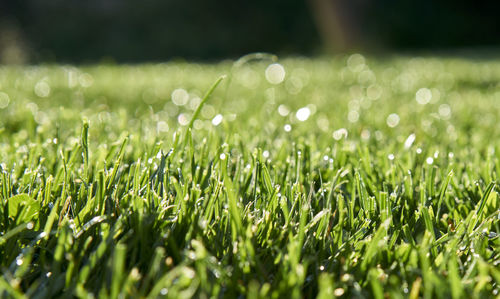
[0,54,499,298]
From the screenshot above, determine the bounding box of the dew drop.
[416,88,432,105]
[157,121,169,132]
[438,104,451,119]
[278,104,290,116]
[334,288,345,296]
[404,133,416,149]
[265,63,286,84]
[386,113,400,128]
[347,54,365,72]
[333,128,348,140]
[34,81,50,98]
[171,88,189,106]
[348,110,359,123]
[177,113,189,126]
[212,114,223,126]
[296,107,311,121]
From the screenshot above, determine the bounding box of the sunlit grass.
[0,54,499,298]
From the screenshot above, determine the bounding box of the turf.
[0,54,499,298]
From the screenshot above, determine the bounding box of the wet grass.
[0,54,499,298]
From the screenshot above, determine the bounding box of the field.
[0,54,499,298]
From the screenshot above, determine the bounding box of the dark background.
[1,0,499,64]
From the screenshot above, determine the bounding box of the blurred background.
[1,0,499,64]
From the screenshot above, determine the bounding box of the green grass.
[0,54,499,298]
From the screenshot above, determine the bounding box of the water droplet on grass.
[334,288,345,296]
[404,133,416,149]
[361,129,370,140]
[386,113,400,127]
[171,88,189,106]
[347,54,365,72]
[438,104,451,119]
[212,114,223,126]
[333,128,348,140]
[278,104,290,116]
[188,97,201,110]
[201,105,216,119]
[157,121,169,132]
[265,63,285,84]
[367,84,382,100]
[296,107,311,121]
[177,113,189,126]
[193,119,204,130]
[358,69,376,85]
[34,81,50,98]
[416,88,432,105]
[348,110,359,123]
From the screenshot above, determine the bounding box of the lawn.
[0,54,499,298]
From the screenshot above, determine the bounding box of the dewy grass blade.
[435,170,453,222]
[81,120,90,183]
[188,76,225,131]
[223,164,243,240]
[471,182,496,231]
[0,58,499,298]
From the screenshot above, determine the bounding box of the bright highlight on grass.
[0,55,499,298]
[386,113,400,127]
[265,63,286,84]
[296,107,311,121]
